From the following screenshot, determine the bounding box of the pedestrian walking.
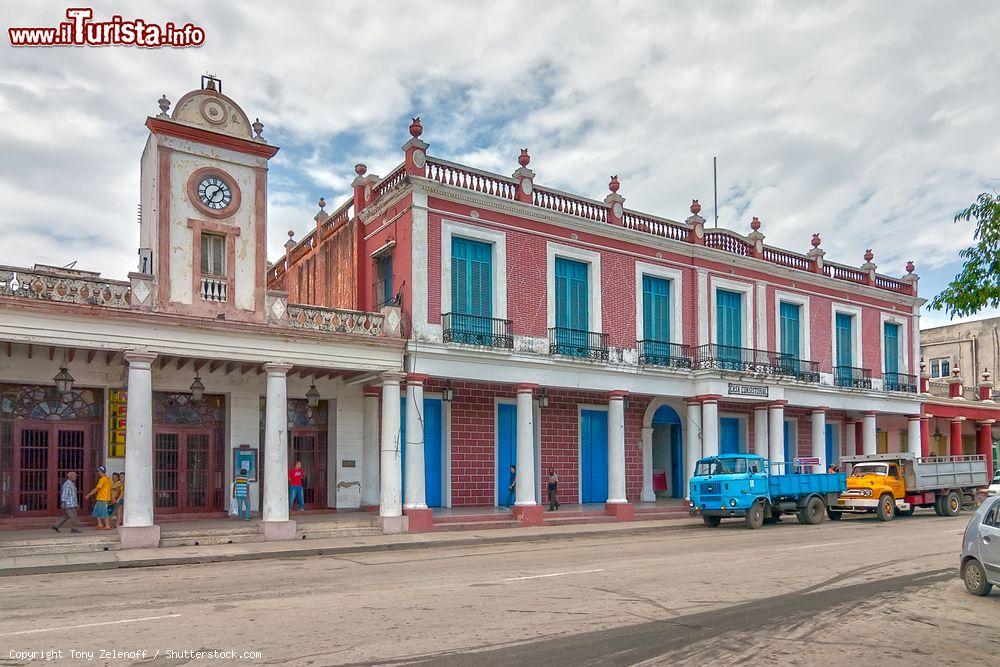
[109,473,123,528]
[233,468,251,521]
[52,471,81,533]
[289,460,306,512]
[115,472,125,527]
[501,465,516,509]
[547,467,560,511]
[84,466,113,530]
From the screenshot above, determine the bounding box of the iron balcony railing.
[693,344,820,382]
[442,312,513,349]
[548,327,609,360]
[637,340,693,369]
[835,365,873,389]
[883,371,918,393]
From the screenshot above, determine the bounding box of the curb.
[1,519,698,577]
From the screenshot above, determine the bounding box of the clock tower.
[134,75,279,323]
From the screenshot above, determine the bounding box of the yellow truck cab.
[834,453,989,522]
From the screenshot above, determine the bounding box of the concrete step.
[159,526,261,539]
[294,526,382,540]
[433,520,522,532]
[0,539,120,558]
[159,533,265,548]
[434,513,515,524]
[632,510,688,520]
[542,516,618,527]
[541,510,608,519]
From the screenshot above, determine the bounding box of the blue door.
[496,402,517,505]
[642,275,671,342]
[720,417,740,455]
[716,289,742,368]
[580,409,608,503]
[779,301,800,374]
[883,322,900,388]
[452,237,493,343]
[825,423,838,467]
[400,396,444,508]
[783,422,796,466]
[555,257,589,355]
[670,426,683,498]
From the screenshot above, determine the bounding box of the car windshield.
[694,458,747,476]
[851,464,888,477]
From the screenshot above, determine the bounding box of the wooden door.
[14,424,49,515]
[154,431,181,512]
[290,429,326,509]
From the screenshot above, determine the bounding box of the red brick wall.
[427,214,441,324]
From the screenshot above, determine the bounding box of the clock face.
[197,176,233,211]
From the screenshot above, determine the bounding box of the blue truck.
[689,454,847,529]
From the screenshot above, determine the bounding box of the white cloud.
[1,0,998,313]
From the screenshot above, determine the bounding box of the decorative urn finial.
[287,230,295,240]
[518,149,531,167]
[984,367,991,383]
[905,260,915,274]
[609,175,620,194]
[409,117,423,138]
[318,197,326,211]
[157,94,171,116]
[864,248,874,262]
[690,199,702,215]
[750,216,761,232]
[811,233,821,248]
[252,117,264,139]
[355,163,367,177]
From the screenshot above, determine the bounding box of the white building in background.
[0,77,405,546]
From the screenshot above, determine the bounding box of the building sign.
[108,388,127,457]
[728,383,768,398]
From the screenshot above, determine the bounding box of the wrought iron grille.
[883,371,918,393]
[693,344,820,382]
[548,327,609,360]
[442,313,513,349]
[637,340,693,369]
[835,365,873,389]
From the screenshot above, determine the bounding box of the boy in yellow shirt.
[85,466,113,530]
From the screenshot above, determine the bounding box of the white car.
[989,472,1000,496]
[961,495,1000,595]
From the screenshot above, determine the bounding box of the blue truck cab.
[689,454,847,529]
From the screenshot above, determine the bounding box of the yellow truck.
[832,453,989,521]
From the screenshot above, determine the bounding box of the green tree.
[928,192,1000,318]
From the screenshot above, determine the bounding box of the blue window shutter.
[452,237,469,315]
[716,289,742,348]
[779,302,800,358]
[884,323,899,374]
[642,275,670,342]
[836,314,853,367]
[556,258,588,331]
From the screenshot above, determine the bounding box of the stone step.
[159,526,261,539]
[294,526,382,540]
[542,516,618,527]
[541,510,608,519]
[433,520,522,532]
[434,513,515,524]
[159,533,265,548]
[631,511,688,520]
[0,538,120,558]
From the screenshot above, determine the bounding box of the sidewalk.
[0,516,701,577]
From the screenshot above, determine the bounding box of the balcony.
[637,340,693,369]
[883,371,918,393]
[442,313,513,349]
[548,327,609,360]
[693,344,820,383]
[200,275,227,302]
[835,365,873,389]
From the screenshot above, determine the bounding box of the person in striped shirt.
[232,468,251,521]
[52,471,81,533]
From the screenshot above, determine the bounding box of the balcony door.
[642,275,671,359]
[883,322,900,387]
[451,237,493,343]
[716,289,742,368]
[555,257,589,354]
[779,302,801,373]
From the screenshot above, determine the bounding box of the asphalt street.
[0,512,996,666]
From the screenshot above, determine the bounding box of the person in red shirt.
[288,460,305,511]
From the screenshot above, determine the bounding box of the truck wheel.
[744,500,764,529]
[963,559,994,596]
[827,508,843,521]
[933,496,944,516]
[795,510,809,525]
[876,494,895,522]
[804,497,825,525]
[702,515,721,528]
[944,491,962,517]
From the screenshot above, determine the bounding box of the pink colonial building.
[273,118,926,530]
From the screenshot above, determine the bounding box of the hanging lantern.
[53,366,75,394]
[539,389,550,408]
[442,380,454,402]
[190,374,205,403]
[306,383,321,408]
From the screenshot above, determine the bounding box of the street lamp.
[189,373,205,403]
[306,383,321,408]
[53,365,74,394]
[538,389,549,408]
[442,380,454,402]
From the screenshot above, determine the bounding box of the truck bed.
[911,455,988,491]
[768,472,846,499]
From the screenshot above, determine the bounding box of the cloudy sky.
[2,0,998,327]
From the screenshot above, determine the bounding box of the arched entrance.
[648,402,685,499]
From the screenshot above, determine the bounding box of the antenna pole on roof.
[713,156,719,229]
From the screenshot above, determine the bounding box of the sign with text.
[107,388,127,457]
[727,383,769,398]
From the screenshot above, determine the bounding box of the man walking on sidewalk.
[52,471,81,533]
[289,460,306,512]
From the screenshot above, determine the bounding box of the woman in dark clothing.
[547,467,560,511]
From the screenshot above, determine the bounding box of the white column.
[701,398,719,458]
[753,406,769,458]
[361,388,380,508]
[640,426,655,502]
[862,411,877,455]
[514,384,537,506]
[845,420,858,456]
[811,408,827,472]
[907,415,922,456]
[684,400,702,500]
[379,372,404,518]
[607,391,627,504]
[768,402,786,469]
[122,350,156,528]
[263,362,293,523]
[403,374,427,510]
